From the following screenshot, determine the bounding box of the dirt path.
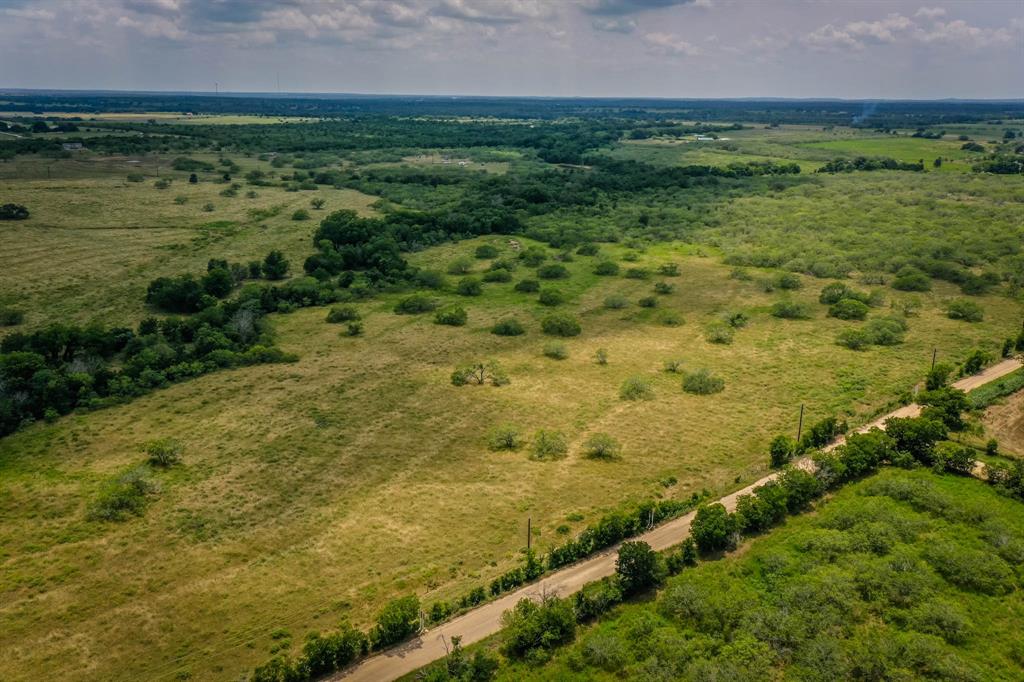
[331,358,1023,682]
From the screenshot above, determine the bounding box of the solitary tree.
[262,250,290,280]
[616,541,662,595]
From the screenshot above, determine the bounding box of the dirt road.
[331,358,1022,682]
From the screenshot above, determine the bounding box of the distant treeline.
[2,91,1022,125]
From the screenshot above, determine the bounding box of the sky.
[0,0,1021,99]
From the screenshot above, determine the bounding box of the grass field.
[0,155,377,326]
[1,119,1022,681]
[0,232,1020,680]
[801,135,983,171]
[482,468,1024,680]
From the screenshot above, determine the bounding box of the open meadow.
[1,102,1022,681]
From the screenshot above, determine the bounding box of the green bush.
[538,289,565,306]
[594,260,619,276]
[704,322,734,344]
[604,294,629,309]
[543,342,569,360]
[776,272,802,289]
[658,263,680,276]
[892,267,932,292]
[682,369,725,395]
[576,243,600,256]
[345,322,364,337]
[532,429,568,460]
[88,466,158,522]
[584,433,621,459]
[769,434,796,467]
[456,277,483,296]
[434,306,468,326]
[371,596,420,648]
[475,243,499,259]
[653,281,675,295]
[541,314,581,337]
[394,295,438,314]
[491,318,525,336]
[637,296,657,308]
[520,246,548,267]
[447,256,474,275]
[828,298,870,320]
[771,301,812,319]
[488,424,522,451]
[691,503,735,552]
[514,279,540,293]
[619,375,654,401]
[0,307,25,326]
[836,329,873,350]
[501,597,576,659]
[625,267,650,280]
[145,438,183,467]
[326,305,360,323]
[537,263,570,279]
[946,299,984,322]
[482,269,512,283]
[616,541,663,595]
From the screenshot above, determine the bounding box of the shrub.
[310,197,326,210]
[345,322,363,337]
[658,263,680,276]
[691,503,735,553]
[126,173,144,182]
[491,318,525,336]
[394,295,438,314]
[145,438,183,467]
[663,359,684,373]
[637,296,657,308]
[836,329,873,350]
[537,263,570,280]
[682,369,725,395]
[202,202,215,212]
[864,317,907,345]
[620,375,654,401]
[771,301,812,319]
[776,272,802,289]
[451,361,509,387]
[326,306,360,323]
[474,243,499,259]
[574,577,623,622]
[616,541,663,595]
[0,307,25,326]
[604,294,629,309]
[488,424,522,451]
[720,310,749,328]
[892,267,932,292]
[594,260,619,276]
[88,466,158,521]
[625,267,650,280]
[962,348,992,375]
[659,310,683,326]
[538,289,565,306]
[769,434,796,467]
[594,348,608,365]
[447,257,474,275]
[434,306,468,326]
[654,281,675,295]
[514,279,540,293]
[291,209,310,221]
[456,277,483,296]
[501,597,576,660]
[946,299,984,322]
[543,342,569,360]
[532,430,568,460]
[520,246,548,267]
[704,322,734,344]
[371,596,420,648]
[584,433,621,459]
[262,250,290,280]
[828,298,870,320]
[153,178,171,190]
[541,314,581,337]
[482,269,512,283]
[576,243,600,256]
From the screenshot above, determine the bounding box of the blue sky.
[0,0,1020,98]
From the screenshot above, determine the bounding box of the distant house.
[695,136,714,142]
[62,142,84,151]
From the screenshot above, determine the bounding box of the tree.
[188,173,198,183]
[778,467,823,512]
[828,298,869,321]
[202,267,234,298]
[584,433,621,459]
[769,434,796,468]
[884,416,947,464]
[262,250,290,280]
[371,596,420,648]
[500,597,576,659]
[451,361,509,387]
[311,197,326,209]
[456,277,482,296]
[691,503,735,553]
[616,541,662,594]
[925,363,954,390]
[475,243,499,259]
[145,438,183,467]
[541,313,581,337]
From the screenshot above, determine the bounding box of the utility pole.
[796,403,805,442]
[931,347,937,371]
[527,517,531,551]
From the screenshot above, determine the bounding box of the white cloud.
[643,31,701,56]
[592,17,637,33]
[802,12,1013,51]
[915,7,946,20]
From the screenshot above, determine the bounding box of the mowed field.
[983,391,1024,458]
[1,231,1020,680]
[0,155,377,326]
